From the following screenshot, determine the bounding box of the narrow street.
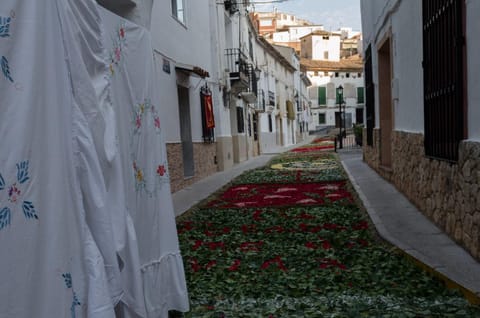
[175,138,480,317]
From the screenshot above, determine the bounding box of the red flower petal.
[321,241,332,250]
[205,260,217,270]
[228,259,241,271]
[305,242,316,249]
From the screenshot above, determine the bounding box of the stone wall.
[166,142,218,193]
[364,130,480,260]
[362,128,381,172]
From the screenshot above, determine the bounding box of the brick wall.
[166,142,218,193]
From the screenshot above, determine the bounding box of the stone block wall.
[166,142,218,193]
[364,130,480,260]
[362,128,381,173]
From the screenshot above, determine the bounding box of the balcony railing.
[225,48,257,95]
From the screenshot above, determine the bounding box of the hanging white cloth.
[0,1,115,317]
[99,7,190,317]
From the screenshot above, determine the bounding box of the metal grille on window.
[236,107,244,133]
[200,84,215,143]
[423,0,465,161]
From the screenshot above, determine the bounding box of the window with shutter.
[357,87,364,104]
[318,86,326,105]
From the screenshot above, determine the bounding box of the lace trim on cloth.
[141,252,190,316]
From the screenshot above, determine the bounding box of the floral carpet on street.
[176,143,480,317]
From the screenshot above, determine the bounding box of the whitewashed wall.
[467,0,480,140]
[150,0,215,143]
[311,35,341,61]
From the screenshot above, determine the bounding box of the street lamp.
[254,66,261,81]
[338,85,344,149]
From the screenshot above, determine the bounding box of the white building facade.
[361,0,480,259]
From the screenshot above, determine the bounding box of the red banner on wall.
[204,93,215,129]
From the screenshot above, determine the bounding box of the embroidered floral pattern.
[132,99,161,134]
[156,165,166,177]
[107,23,126,76]
[1,56,14,83]
[0,160,38,230]
[0,15,12,38]
[133,161,146,192]
[62,273,81,318]
[132,160,170,196]
[130,97,169,196]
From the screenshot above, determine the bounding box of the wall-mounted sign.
[162,58,170,74]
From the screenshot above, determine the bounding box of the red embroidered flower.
[135,115,142,129]
[119,27,125,38]
[156,165,166,176]
[8,183,21,203]
[154,116,160,129]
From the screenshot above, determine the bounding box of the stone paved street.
[173,139,480,317]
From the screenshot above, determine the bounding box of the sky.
[251,0,362,32]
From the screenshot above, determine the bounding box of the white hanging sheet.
[0,1,115,317]
[99,7,190,317]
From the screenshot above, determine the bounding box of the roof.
[299,31,341,39]
[300,57,363,72]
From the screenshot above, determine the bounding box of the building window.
[365,45,375,146]
[322,36,329,40]
[423,0,465,161]
[335,72,339,78]
[236,107,244,133]
[253,114,258,141]
[357,73,362,78]
[268,114,273,132]
[318,86,326,105]
[171,0,185,24]
[318,113,326,124]
[357,87,364,104]
[346,73,350,78]
[324,71,329,76]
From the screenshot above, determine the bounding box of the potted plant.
[353,124,364,146]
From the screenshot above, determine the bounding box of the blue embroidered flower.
[0,174,5,190]
[16,161,30,184]
[0,160,38,230]
[0,16,11,38]
[1,56,14,83]
[0,207,11,230]
[62,273,81,318]
[62,273,73,288]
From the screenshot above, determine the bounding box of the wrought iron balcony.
[225,48,250,89]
